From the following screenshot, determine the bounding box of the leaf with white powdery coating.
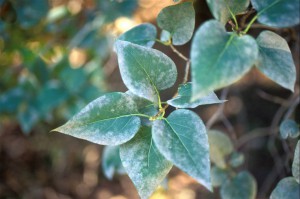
[53,92,141,145]
[152,109,211,190]
[256,31,296,91]
[115,41,177,102]
[221,171,257,199]
[167,82,226,108]
[206,0,250,24]
[191,20,258,100]
[157,2,195,45]
[120,126,173,199]
[270,177,300,199]
[251,0,300,28]
[126,91,158,126]
[292,141,300,183]
[118,23,157,47]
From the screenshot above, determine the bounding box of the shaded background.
[0,0,299,198]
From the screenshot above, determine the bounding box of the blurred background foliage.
[0,0,299,199]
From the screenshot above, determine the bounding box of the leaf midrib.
[164,119,203,175]
[128,51,160,102]
[60,113,142,129]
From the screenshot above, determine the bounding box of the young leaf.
[115,40,177,102]
[167,82,226,108]
[211,166,229,187]
[279,119,300,139]
[157,2,195,45]
[152,109,211,190]
[206,0,250,24]
[221,171,257,199]
[256,31,296,91]
[126,91,158,126]
[251,0,300,28]
[229,152,245,168]
[270,177,300,199]
[102,146,125,180]
[208,130,234,169]
[120,126,173,199]
[191,20,258,100]
[292,141,299,183]
[118,23,157,47]
[53,92,141,145]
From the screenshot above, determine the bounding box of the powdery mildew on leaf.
[191,20,258,100]
[206,0,250,24]
[120,127,173,199]
[292,141,300,183]
[221,171,257,199]
[252,0,300,28]
[53,92,141,145]
[270,177,300,199]
[115,41,177,102]
[167,82,226,108]
[157,2,195,45]
[118,23,157,47]
[152,109,211,190]
[256,31,296,91]
[125,91,158,126]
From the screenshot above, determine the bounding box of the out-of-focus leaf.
[270,177,300,199]
[251,0,300,28]
[221,171,257,199]
[229,152,245,168]
[292,141,300,183]
[102,145,125,180]
[13,0,49,28]
[279,119,300,139]
[208,130,234,168]
[97,0,137,22]
[211,166,229,187]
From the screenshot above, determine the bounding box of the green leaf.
[59,67,87,94]
[126,91,158,126]
[211,166,229,187]
[120,126,172,199]
[115,40,177,102]
[251,0,300,28]
[53,92,142,145]
[221,171,257,199]
[206,0,250,24]
[292,141,300,183]
[191,20,258,100]
[14,0,49,28]
[208,130,234,169]
[152,109,211,190]
[17,102,39,134]
[36,81,69,115]
[97,0,137,22]
[229,152,245,168]
[256,31,296,91]
[160,30,171,43]
[157,2,195,45]
[118,23,157,48]
[167,82,226,108]
[102,146,125,180]
[279,119,300,139]
[270,177,300,199]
